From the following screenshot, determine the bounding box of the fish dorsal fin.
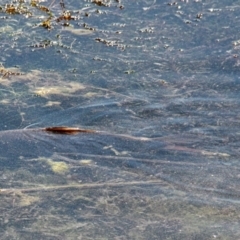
[44,127,95,135]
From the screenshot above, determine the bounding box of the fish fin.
[44,126,95,135]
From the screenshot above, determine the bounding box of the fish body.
[0,127,167,162]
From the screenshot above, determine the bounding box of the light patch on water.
[103,145,129,156]
[44,101,61,107]
[62,28,93,36]
[82,92,99,98]
[33,82,85,97]
[201,150,230,158]
[79,159,94,165]
[40,157,70,174]
[17,192,40,207]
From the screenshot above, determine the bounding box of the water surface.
[1,0,240,239]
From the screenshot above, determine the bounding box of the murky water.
[1,0,240,239]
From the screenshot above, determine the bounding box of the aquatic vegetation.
[0,65,23,78]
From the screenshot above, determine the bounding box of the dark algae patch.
[1,0,240,239]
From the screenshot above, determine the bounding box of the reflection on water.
[1,0,240,239]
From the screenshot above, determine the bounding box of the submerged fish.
[0,126,169,162]
[0,126,216,161]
